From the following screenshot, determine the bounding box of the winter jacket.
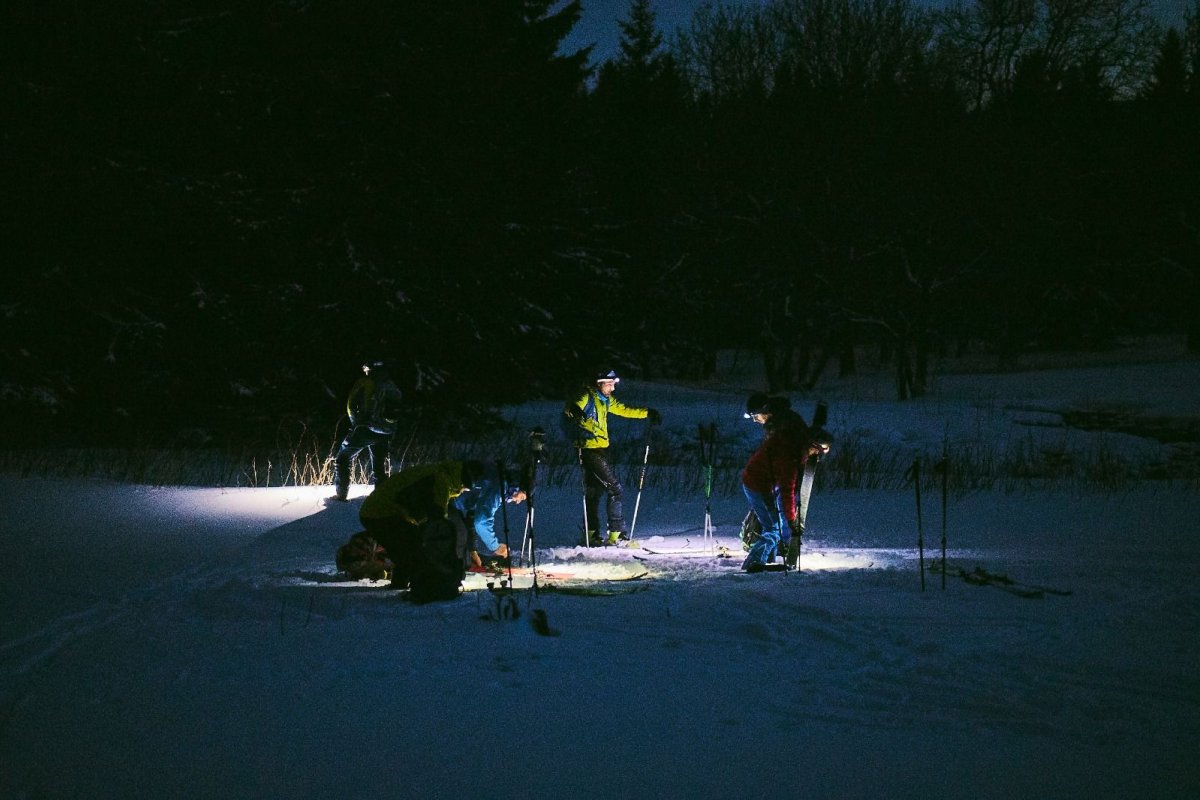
[741,423,814,523]
[451,464,520,554]
[346,376,404,435]
[566,387,649,449]
[360,461,466,525]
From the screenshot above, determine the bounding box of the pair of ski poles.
[578,421,654,547]
[908,443,949,591]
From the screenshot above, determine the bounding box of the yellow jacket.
[566,387,649,449]
[359,461,467,524]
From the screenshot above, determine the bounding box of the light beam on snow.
[166,484,371,530]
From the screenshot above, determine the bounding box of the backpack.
[335,531,394,581]
[366,380,403,435]
[407,514,470,603]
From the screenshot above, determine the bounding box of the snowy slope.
[2,359,1199,799]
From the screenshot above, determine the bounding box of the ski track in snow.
[4,511,1196,765]
[3,355,1200,800]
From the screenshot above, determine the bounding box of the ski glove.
[788,517,804,539]
[563,404,584,422]
[647,408,662,426]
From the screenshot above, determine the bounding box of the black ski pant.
[333,426,391,497]
[579,447,626,537]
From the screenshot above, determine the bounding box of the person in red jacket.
[740,394,825,572]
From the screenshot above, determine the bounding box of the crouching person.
[454,462,527,571]
[358,460,484,603]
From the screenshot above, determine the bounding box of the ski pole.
[577,447,590,547]
[495,461,516,586]
[699,423,717,550]
[939,441,948,591]
[907,457,925,591]
[491,460,519,619]
[520,428,544,565]
[627,424,653,541]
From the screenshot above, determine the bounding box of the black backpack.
[407,514,470,603]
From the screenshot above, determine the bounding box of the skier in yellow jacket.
[332,359,404,501]
[359,460,483,602]
[563,369,661,545]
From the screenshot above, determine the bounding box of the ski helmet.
[460,459,486,490]
[744,393,770,417]
[594,369,620,384]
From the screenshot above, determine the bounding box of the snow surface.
[2,358,1198,799]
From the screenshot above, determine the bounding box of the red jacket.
[741,423,812,522]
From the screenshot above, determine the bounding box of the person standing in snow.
[359,460,483,602]
[332,359,404,501]
[563,369,661,546]
[453,461,527,571]
[761,394,830,558]
[740,393,826,572]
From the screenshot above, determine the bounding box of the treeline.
[1,0,1197,446]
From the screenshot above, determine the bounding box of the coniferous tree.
[0,1,595,444]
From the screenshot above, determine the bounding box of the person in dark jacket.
[740,394,825,572]
[332,359,404,501]
[563,369,661,546]
[359,460,483,602]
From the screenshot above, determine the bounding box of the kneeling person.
[358,460,484,603]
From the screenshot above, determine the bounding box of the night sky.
[564,0,735,63]
[568,0,1190,66]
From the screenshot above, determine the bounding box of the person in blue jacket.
[452,462,527,569]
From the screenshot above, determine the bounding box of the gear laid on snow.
[335,531,393,580]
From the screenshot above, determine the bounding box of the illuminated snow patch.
[461,560,653,591]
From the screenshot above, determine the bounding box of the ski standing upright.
[786,400,829,571]
[698,423,718,551]
[519,427,545,566]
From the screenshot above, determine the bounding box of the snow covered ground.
[2,356,1198,799]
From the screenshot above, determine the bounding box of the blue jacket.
[451,464,519,554]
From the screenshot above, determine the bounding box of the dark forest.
[3,0,1198,448]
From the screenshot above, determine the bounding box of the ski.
[932,563,1072,599]
[699,422,718,548]
[785,400,829,571]
[540,583,650,597]
[633,553,739,568]
[638,546,734,558]
[469,565,649,584]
